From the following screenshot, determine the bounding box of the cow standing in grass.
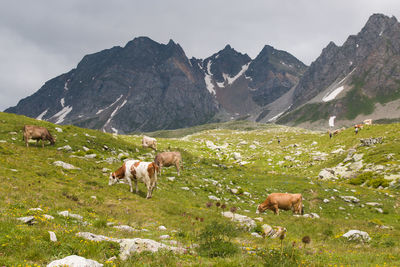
[109,160,159,199]
[23,125,55,148]
[154,151,183,176]
[256,193,303,215]
[142,136,157,151]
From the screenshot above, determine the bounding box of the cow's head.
[256,204,267,214]
[48,135,56,145]
[109,172,118,186]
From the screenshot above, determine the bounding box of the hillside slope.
[0,112,400,265]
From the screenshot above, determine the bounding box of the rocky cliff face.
[278,14,400,128]
[6,37,219,133]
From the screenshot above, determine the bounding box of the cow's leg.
[176,162,180,176]
[134,179,139,194]
[127,177,133,193]
[144,178,153,199]
[273,204,279,215]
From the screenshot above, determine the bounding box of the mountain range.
[6,13,400,133]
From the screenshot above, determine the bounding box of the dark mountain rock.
[281,13,400,128]
[246,45,307,106]
[6,37,218,133]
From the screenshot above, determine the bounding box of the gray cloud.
[1,0,400,111]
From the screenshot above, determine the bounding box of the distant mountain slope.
[277,14,400,128]
[6,37,306,133]
[6,37,219,133]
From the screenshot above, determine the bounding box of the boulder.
[53,161,80,170]
[340,196,360,203]
[365,202,382,207]
[49,231,57,242]
[17,216,36,225]
[233,152,242,160]
[342,230,370,242]
[221,211,256,229]
[208,195,220,201]
[58,211,83,220]
[57,145,72,151]
[318,169,336,180]
[47,255,102,267]
[114,225,137,232]
[261,224,286,239]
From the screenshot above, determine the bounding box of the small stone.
[49,231,57,242]
[181,187,190,191]
[47,255,103,267]
[159,235,170,239]
[251,232,262,238]
[158,226,167,231]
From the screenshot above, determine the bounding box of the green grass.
[1,112,400,266]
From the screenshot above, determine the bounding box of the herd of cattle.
[22,125,306,215]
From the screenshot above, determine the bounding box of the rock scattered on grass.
[47,255,103,267]
[53,161,80,170]
[342,230,370,242]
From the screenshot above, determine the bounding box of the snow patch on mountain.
[204,61,216,95]
[103,99,127,131]
[53,106,73,124]
[322,86,344,102]
[60,98,65,107]
[36,109,48,120]
[329,116,336,127]
[217,63,251,88]
[96,95,123,115]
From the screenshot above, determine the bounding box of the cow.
[354,124,363,130]
[142,136,157,151]
[256,193,303,215]
[23,125,55,148]
[154,151,183,176]
[109,160,159,199]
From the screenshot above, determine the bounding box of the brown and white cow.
[256,193,303,215]
[142,136,157,151]
[23,125,55,148]
[109,160,159,199]
[154,151,183,176]
[354,124,364,130]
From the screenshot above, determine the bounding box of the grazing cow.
[333,129,341,136]
[142,136,157,151]
[154,151,183,176]
[256,193,303,215]
[354,124,363,130]
[23,125,55,148]
[109,160,159,199]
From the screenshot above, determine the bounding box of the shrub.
[349,172,373,185]
[366,178,389,188]
[197,221,239,258]
[257,245,301,266]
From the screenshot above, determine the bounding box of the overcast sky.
[1,0,400,111]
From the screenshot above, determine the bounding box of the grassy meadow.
[0,112,400,266]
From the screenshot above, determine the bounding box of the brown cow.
[154,151,183,176]
[23,125,55,148]
[256,193,303,215]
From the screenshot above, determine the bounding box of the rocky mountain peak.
[362,13,398,35]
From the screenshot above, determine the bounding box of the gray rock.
[47,255,103,267]
[365,202,382,207]
[44,214,55,220]
[167,177,175,182]
[158,226,167,231]
[55,127,63,133]
[342,230,370,242]
[17,216,36,225]
[49,231,57,242]
[352,153,364,161]
[181,187,190,191]
[208,195,220,201]
[85,154,97,159]
[221,211,256,229]
[159,235,170,239]
[105,157,118,164]
[233,152,242,160]
[349,161,363,171]
[58,211,83,220]
[318,169,336,180]
[53,161,80,170]
[114,225,137,232]
[251,232,262,238]
[57,145,72,151]
[340,196,360,203]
